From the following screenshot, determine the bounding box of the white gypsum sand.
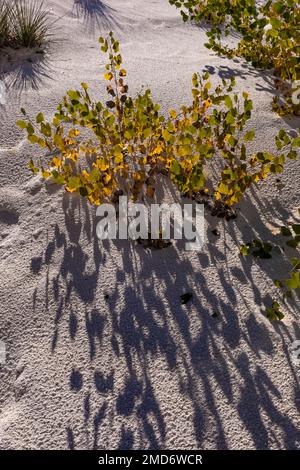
[0,0,299,450]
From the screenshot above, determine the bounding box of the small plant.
[240,240,273,259]
[274,216,300,300]
[0,0,52,49]
[17,34,299,209]
[240,210,300,320]
[280,221,300,249]
[265,301,285,321]
[170,0,300,115]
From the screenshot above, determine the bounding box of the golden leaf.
[51,157,62,168]
[104,72,113,81]
[68,129,80,138]
[204,99,212,110]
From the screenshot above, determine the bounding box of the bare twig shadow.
[0,47,53,95]
[73,0,119,33]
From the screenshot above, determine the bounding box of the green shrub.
[17,34,300,208]
[0,0,52,49]
[169,0,300,115]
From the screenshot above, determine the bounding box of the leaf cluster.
[169,0,300,115]
[17,34,300,208]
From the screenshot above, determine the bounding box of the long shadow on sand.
[0,48,53,95]
[30,187,300,450]
[73,0,119,33]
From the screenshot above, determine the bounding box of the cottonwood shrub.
[17,33,300,208]
[170,0,300,115]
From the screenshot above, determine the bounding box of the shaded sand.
[0,0,300,450]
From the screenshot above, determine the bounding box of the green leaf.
[240,245,250,256]
[67,90,81,101]
[286,236,300,248]
[162,129,172,142]
[28,135,40,144]
[281,226,292,237]
[292,137,300,148]
[27,123,35,135]
[36,113,44,124]
[218,183,229,195]
[292,224,300,235]
[28,159,39,174]
[225,112,235,125]
[171,159,181,175]
[224,95,233,109]
[285,272,300,290]
[243,130,255,142]
[17,120,28,129]
[291,257,300,269]
[266,301,285,321]
[41,123,51,137]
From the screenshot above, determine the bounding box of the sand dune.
[0,0,299,450]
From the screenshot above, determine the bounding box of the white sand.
[0,0,300,450]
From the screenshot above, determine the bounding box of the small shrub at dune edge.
[240,209,300,320]
[0,0,52,48]
[17,33,300,209]
[169,0,300,115]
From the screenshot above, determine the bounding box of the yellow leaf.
[104,72,113,81]
[66,186,77,193]
[170,109,177,119]
[113,146,123,164]
[177,145,191,157]
[115,155,123,164]
[229,193,239,204]
[139,157,147,165]
[119,69,127,77]
[215,191,222,201]
[42,170,51,179]
[94,158,109,172]
[218,182,230,195]
[51,157,62,168]
[89,194,101,205]
[104,173,112,184]
[149,144,164,156]
[66,151,78,162]
[81,170,90,178]
[204,99,212,110]
[259,170,268,180]
[68,129,80,138]
[103,186,113,196]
